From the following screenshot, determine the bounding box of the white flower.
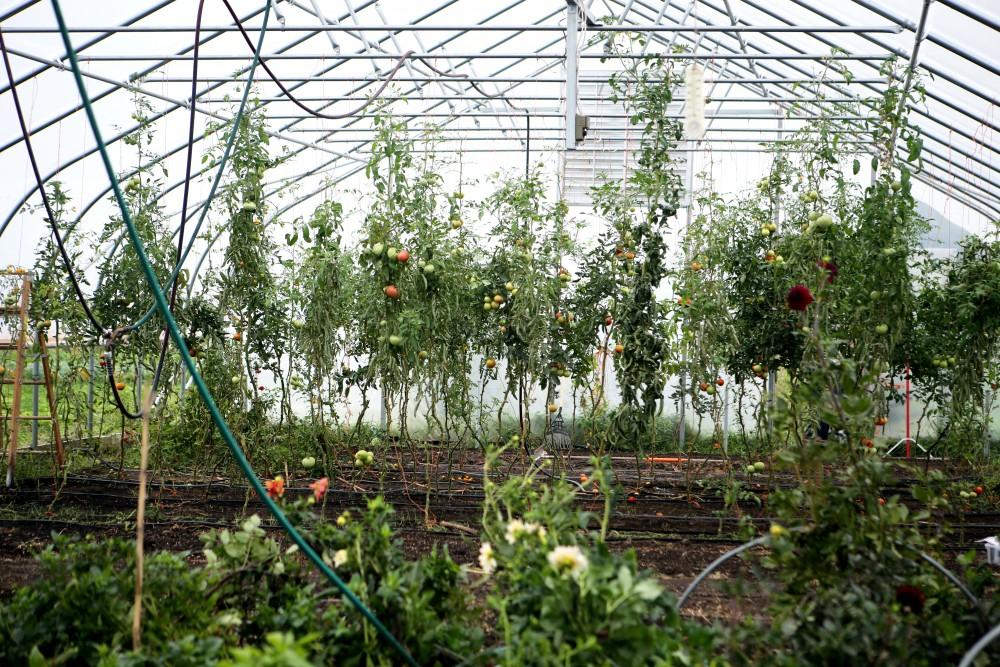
[478,542,497,575]
[505,519,546,544]
[525,522,546,540]
[333,549,349,567]
[547,545,589,576]
[505,519,525,544]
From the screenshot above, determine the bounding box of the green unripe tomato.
[814,213,834,229]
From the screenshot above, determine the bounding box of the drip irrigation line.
[0,23,138,419]
[149,0,207,398]
[218,0,413,121]
[416,56,526,112]
[128,0,270,336]
[0,26,103,335]
[103,347,142,419]
[47,3,418,664]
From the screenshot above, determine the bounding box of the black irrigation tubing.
[218,0,413,122]
[17,464,981,496]
[103,347,142,420]
[11,485,999,532]
[0,24,142,420]
[23,483,998,532]
[148,0,206,399]
[0,25,103,336]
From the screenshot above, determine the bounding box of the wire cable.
[0,23,140,419]
[0,25,103,335]
[148,0,206,397]
[128,0,269,335]
[46,2,419,664]
[218,0,412,121]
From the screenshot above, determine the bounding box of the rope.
[47,2,419,664]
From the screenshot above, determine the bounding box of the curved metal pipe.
[0,0,176,122]
[612,0,1000,216]
[959,622,1000,667]
[678,534,981,615]
[0,2,271,238]
[56,0,451,249]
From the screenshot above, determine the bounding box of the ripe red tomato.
[383,285,400,300]
[878,497,886,506]
[974,485,984,496]
[716,378,725,386]
[396,249,410,263]
[604,316,613,326]
[699,382,709,392]
[626,494,637,504]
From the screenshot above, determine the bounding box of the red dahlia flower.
[309,477,329,501]
[786,284,814,311]
[895,584,925,614]
[817,260,838,283]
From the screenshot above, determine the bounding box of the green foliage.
[723,328,999,665]
[585,33,685,451]
[286,495,482,665]
[0,535,217,665]
[218,633,316,667]
[477,451,720,666]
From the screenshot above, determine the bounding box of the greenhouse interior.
[0,0,997,664]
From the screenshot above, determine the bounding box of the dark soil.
[0,452,991,621]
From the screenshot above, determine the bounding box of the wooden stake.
[132,388,153,651]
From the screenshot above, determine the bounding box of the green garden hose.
[46,2,418,663]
